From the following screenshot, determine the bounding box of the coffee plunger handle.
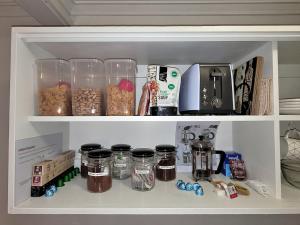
[214,150,226,174]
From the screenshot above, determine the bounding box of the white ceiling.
[3,0,300,25]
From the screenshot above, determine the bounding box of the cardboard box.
[52,150,75,168]
[32,160,54,176]
[31,150,75,187]
[32,172,55,187]
[53,158,74,177]
[221,152,242,177]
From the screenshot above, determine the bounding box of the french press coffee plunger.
[191,135,225,181]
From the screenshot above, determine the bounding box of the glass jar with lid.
[79,143,101,178]
[131,148,155,191]
[155,145,176,181]
[111,144,132,179]
[87,149,112,193]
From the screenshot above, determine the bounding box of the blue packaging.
[222,152,242,177]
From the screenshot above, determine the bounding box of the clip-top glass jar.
[131,148,155,191]
[111,144,131,179]
[87,149,112,193]
[155,145,176,181]
[79,143,101,178]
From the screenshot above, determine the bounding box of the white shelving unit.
[8,26,300,214]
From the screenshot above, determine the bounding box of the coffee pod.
[49,185,57,193]
[193,183,201,191]
[45,189,54,197]
[64,175,70,182]
[57,179,64,187]
[186,182,193,191]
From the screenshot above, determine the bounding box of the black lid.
[88,149,112,159]
[155,144,176,152]
[80,143,101,152]
[111,144,131,152]
[131,148,154,158]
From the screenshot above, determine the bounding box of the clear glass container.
[70,59,105,116]
[79,143,101,178]
[111,144,131,180]
[155,145,176,181]
[105,59,136,116]
[87,149,112,193]
[36,59,71,116]
[131,148,155,191]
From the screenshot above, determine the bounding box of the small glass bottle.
[155,145,176,181]
[131,148,155,191]
[87,149,112,193]
[79,143,101,178]
[111,144,131,179]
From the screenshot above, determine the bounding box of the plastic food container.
[111,144,132,179]
[79,143,102,178]
[131,148,155,191]
[36,59,71,116]
[155,145,176,181]
[70,59,105,116]
[87,149,112,193]
[105,59,136,116]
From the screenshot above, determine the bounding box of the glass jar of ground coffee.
[87,149,112,193]
[155,145,176,181]
[79,143,101,178]
[131,148,155,191]
[111,144,131,179]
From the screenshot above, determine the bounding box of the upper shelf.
[28,116,275,122]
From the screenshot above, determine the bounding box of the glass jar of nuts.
[70,59,105,116]
[36,59,72,116]
[105,59,136,116]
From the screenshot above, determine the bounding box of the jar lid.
[80,143,101,152]
[88,149,112,159]
[155,144,176,153]
[131,148,154,158]
[111,144,131,152]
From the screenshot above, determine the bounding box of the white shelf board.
[282,180,300,202]
[13,173,300,214]
[28,116,275,122]
[279,115,300,121]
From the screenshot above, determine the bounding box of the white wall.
[1,2,300,225]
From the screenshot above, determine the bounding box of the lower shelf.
[13,174,300,214]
